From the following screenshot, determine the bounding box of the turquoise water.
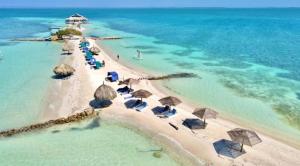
[0,16,63,130]
[0,9,185,165]
[1,8,300,163]
[0,118,180,166]
[85,8,300,144]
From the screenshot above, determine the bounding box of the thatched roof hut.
[80,37,88,43]
[65,13,88,24]
[89,46,101,55]
[120,78,139,85]
[193,108,218,124]
[53,64,75,77]
[159,96,182,106]
[227,128,262,152]
[132,89,152,100]
[119,78,140,89]
[94,83,117,101]
[62,42,75,54]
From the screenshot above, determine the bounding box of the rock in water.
[152,152,162,158]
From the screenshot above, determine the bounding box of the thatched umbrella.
[94,83,117,101]
[53,64,75,77]
[121,78,140,89]
[227,128,262,152]
[62,42,74,54]
[159,96,181,106]
[80,37,88,43]
[193,108,218,124]
[90,46,101,55]
[132,89,152,101]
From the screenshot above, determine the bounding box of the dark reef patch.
[173,62,196,69]
[142,50,161,54]
[171,48,197,57]
[273,104,300,130]
[124,45,158,50]
[296,92,300,100]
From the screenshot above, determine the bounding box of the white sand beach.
[42,37,300,166]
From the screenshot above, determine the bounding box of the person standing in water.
[137,49,142,59]
[117,54,120,60]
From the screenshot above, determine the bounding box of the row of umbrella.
[93,79,262,153]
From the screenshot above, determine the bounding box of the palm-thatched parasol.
[227,128,262,152]
[80,37,88,43]
[53,64,75,77]
[94,83,117,101]
[62,42,75,54]
[120,78,140,89]
[89,46,101,55]
[159,96,181,106]
[193,108,218,124]
[132,89,152,101]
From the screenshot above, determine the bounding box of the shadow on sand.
[51,75,72,80]
[89,99,112,109]
[213,139,245,158]
[124,99,139,109]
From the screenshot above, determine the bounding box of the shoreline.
[86,39,300,165]
[38,35,300,165]
[98,40,300,149]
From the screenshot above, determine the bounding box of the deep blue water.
[3,8,298,80]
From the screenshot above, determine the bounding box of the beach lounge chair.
[86,51,93,56]
[85,55,93,61]
[135,102,148,112]
[107,71,119,82]
[162,109,177,118]
[123,93,134,100]
[79,42,86,48]
[155,105,171,115]
[94,61,102,69]
[88,58,96,65]
[80,42,90,48]
[85,52,93,60]
[83,47,89,53]
[117,86,134,95]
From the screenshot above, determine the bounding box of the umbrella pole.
[240,138,244,152]
[240,143,244,152]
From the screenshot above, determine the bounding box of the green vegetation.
[55,28,82,39]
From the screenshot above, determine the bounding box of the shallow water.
[0,15,63,130]
[0,10,185,165]
[0,118,181,166]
